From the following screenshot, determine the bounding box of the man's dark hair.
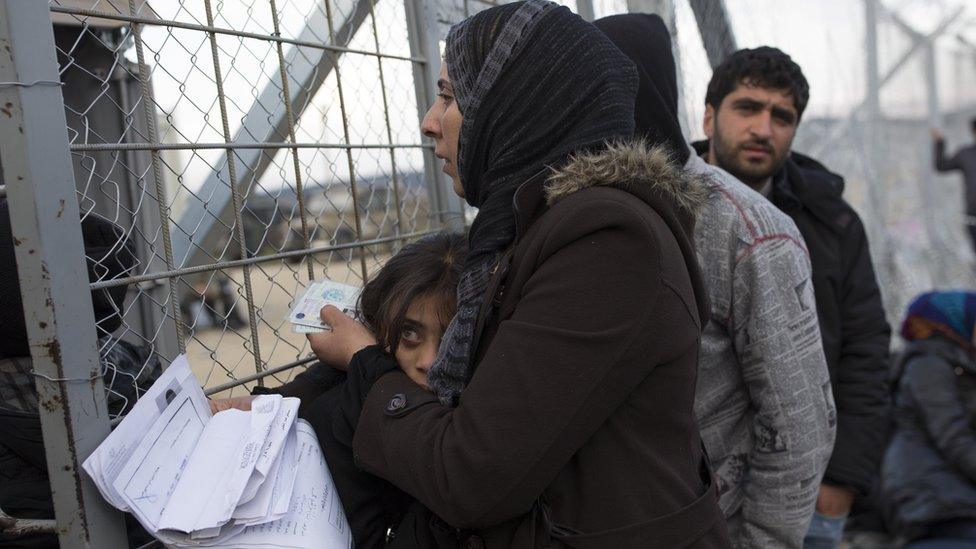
[705,46,810,119]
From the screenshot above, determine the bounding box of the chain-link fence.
[46,0,465,407]
[743,0,976,333]
[2,0,479,544]
[2,0,976,546]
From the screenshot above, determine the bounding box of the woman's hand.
[209,395,255,414]
[307,305,378,370]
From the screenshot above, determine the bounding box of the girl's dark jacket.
[881,338,976,539]
[349,142,729,548]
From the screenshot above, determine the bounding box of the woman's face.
[420,63,464,199]
[395,293,449,390]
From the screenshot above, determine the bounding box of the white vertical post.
[405,0,466,231]
[863,0,893,281]
[687,0,737,69]
[576,0,595,22]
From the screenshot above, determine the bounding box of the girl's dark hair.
[358,232,467,353]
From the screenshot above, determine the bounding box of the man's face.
[704,82,799,191]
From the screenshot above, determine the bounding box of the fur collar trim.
[545,140,708,216]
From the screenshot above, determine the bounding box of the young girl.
[210,231,467,547]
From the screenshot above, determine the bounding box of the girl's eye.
[401,327,422,344]
[437,92,454,104]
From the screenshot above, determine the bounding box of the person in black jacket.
[882,290,976,547]
[0,199,159,549]
[930,120,976,254]
[210,232,468,548]
[694,46,891,549]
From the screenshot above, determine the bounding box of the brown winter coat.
[353,142,730,548]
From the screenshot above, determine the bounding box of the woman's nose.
[421,103,441,138]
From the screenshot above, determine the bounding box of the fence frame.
[0,1,127,546]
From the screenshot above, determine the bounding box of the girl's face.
[395,293,449,390]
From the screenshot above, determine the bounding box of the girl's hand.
[209,395,255,414]
[307,305,378,370]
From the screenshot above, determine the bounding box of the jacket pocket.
[544,456,723,549]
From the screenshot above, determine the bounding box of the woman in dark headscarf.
[308,1,729,546]
[881,291,976,547]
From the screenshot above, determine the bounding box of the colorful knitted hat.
[901,290,976,352]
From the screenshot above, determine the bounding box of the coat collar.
[544,140,708,215]
[773,153,850,235]
[690,139,850,235]
[904,338,976,376]
[510,140,710,327]
[513,141,708,238]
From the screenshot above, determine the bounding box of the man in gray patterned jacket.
[597,16,836,547]
[687,152,836,548]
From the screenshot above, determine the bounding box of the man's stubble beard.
[711,117,791,192]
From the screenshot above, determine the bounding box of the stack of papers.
[289,280,361,334]
[83,355,353,548]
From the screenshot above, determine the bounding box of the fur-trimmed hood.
[512,139,709,328]
[545,140,709,216]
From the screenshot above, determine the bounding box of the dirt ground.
[183,253,391,399]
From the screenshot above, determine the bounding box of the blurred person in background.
[0,199,159,548]
[931,120,976,255]
[694,46,891,549]
[882,290,976,548]
[597,15,835,549]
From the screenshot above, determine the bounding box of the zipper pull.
[492,285,506,308]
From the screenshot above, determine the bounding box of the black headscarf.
[427,0,639,405]
[593,14,689,165]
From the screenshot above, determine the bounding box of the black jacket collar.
[690,139,850,235]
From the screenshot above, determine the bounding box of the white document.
[158,395,281,534]
[86,356,351,548]
[199,421,353,549]
[112,370,213,530]
[288,280,361,330]
[233,421,297,526]
[83,355,206,510]
[239,397,298,504]
[270,422,301,518]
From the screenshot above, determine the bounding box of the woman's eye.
[437,92,454,104]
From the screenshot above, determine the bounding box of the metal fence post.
[576,0,595,22]
[0,1,127,547]
[687,0,737,69]
[405,0,466,232]
[863,0,894,285]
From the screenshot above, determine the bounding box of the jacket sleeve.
[934,139,963,173]
[312,347,407,548]
[352,200,688,529]
[824,214,892,495]
[904,356,976,483]
[252,361,347,417]
[730,229,835,549]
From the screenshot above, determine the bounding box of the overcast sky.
[135,0,976,189]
